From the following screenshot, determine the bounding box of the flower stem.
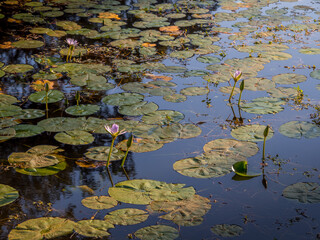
[106,137,115,167]
[262,135,266,161]
[228,82,237,102]
[121,149,129,167]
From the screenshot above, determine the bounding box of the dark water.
[0,0,320,239]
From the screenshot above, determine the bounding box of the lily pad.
[0,184,19,207]
[272,73,307,85]
[74,220,114,238]
[203,138,258,157]
[180,87,209,96]
[12,40,44,49]
[29,90,64,104]
[282,182,320,203]
[0,128,16,142]
[260,51,292,61]
[37,117,86,132]
[241,97,285,115]
[142,110,184,125]
[0,105,22,117]
[8,145,65,168]
[244,77,275,91]
[3,64,34,74]
[15,161,67,176]
[173,152,247,178]
[231,125,274,142]
[0,94,19,105]
[108,179,195,205]
[104,208,149,225]
[118,101,158,116]
[279,121,320,139]
[148,195,211,226]
[267,87,298,98]
[211,224,243,237]
[232,161,261,177]
[299,48,320,55]
[102,92,144,106]
[13,124,44,138]
[196,56,220,64]
[310,69,320,80]
[116,138,163,153]
[81,196,118,210]
[135,225,179,240]
[163,94,187,103]
[8,217,75,240]
[65,104,100,116]
[85,146,125,161]
[15,109,45,119]
[54,130,94,145]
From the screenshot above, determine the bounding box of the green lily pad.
[203,138,258,157]
[0,128,16,142]
[65,104,100,116]
[196,56,220,64]
[104,208,149,225]
[59,48,87,57]
[180,87,209,96]
[0,70,4,78]
[0,94,18,105]
[279,121,320,139]
[81,196,118,210]
[260,51,292,61]
[15,161,67,176]
[267,87,298,98]
[37,117,86,132]
[231,125,274,142]
[116,138,163,153]
[149,87,176,96]
[102,92,144,106]
[148,195,211,226]
[56,20,81,31]
[13,124,44,138]
[282,182,320,203]
[241,97,285,115]
[0,118,19,129]
[85,146,125,161]
[12,40,44,49]
[235,43,289,53]
[232,161,261,177]
[70,73,107,86]
[170,50,194,59]
[203,74,230,84]
[184,70,210,77]
[118,101,158,116]
[135,225,179,240]
[3,64,34,74]
[159,66,187,73]
[8,145,65,168]
[29,90,64,104]
[0,105,22,117]
[244,77,275,91]
[310,69,320,80]
[108,179,195,205]
[142,110,184,125]
[272,73,307,85]
[8,217,75,240]
[0,184,19,207]
[299,48,320,55]
[220,86,240,96]
[87,82,115,91]
[15,109,45,119]
[43,11,64,17]
[173,152,247,178]
[54,130,94,145]
[74,220,114,238]
[211,224,243,237]
[163,94,187,103]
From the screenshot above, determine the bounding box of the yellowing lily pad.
[231,125,274,142]
[3,64,34,74]
[272,73,307,85]
[211,224,243,237]
[104,208,149,225]
[74,220,114,238]
[12,40,44,49]
[81,196,118,210]
[135,225,179,240]
[163,94,187,103]
[299,48,320,55]
[0,184,19,207]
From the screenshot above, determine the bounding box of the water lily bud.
[263,125,269,138]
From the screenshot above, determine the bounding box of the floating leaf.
[211,224,244,237]
[260,51,292,61]
[180,87,209,96]
[8,217,75,240]
[65,104,100,116]
[54,130,94,145]
[244,77,275,91]
[203,138,258,157]
[196,56,220,64]
[0,128,16,142]
[74,220,114,238]
[15,109,45,119]
[241,97,285,115]
[116,138,163,153]
[0,94,18,105]
[8,145,65,168]
[163,94,187,103]
[279,121,320,139]
[0,105,22,117]
[267,87,297,98]
[173,152,246,178]
[142,110,184,125]
[282,182,320,203]
[118,101,158,116]
[85,146,125,161]
[299,48,320,55]
[148,195,211,226]
[232,161,261,177]
[135,225,179,240]
[29,90,64,104]
[108,179,195,205]
[13,124,44,138]
[272,73,307,85]
[12,40,44,49]
[102,92,144,106]
[15,162,67,176]
[104,208,149,225]
[0,184,19,207]
[37,117,86,132]
[3,64,34,74]
[231,125,274,142]
[81,196,117,210]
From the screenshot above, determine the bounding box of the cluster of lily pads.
[1,0,320,238]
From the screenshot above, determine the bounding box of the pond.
[0,0,320,239]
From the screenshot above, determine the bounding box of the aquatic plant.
[44,82,49,113]
[238,80,245,107]
[66,38,78,62]
[105,123,126,166]
[262,125,269,160]
[121,134,133,167]
[228,70,242,102]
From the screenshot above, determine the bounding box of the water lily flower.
[66,38,78,46]
[232,70,242,82]
[105,123,126,138]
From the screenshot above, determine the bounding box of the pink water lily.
[105,123,126,138]
[66,38,78,46]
